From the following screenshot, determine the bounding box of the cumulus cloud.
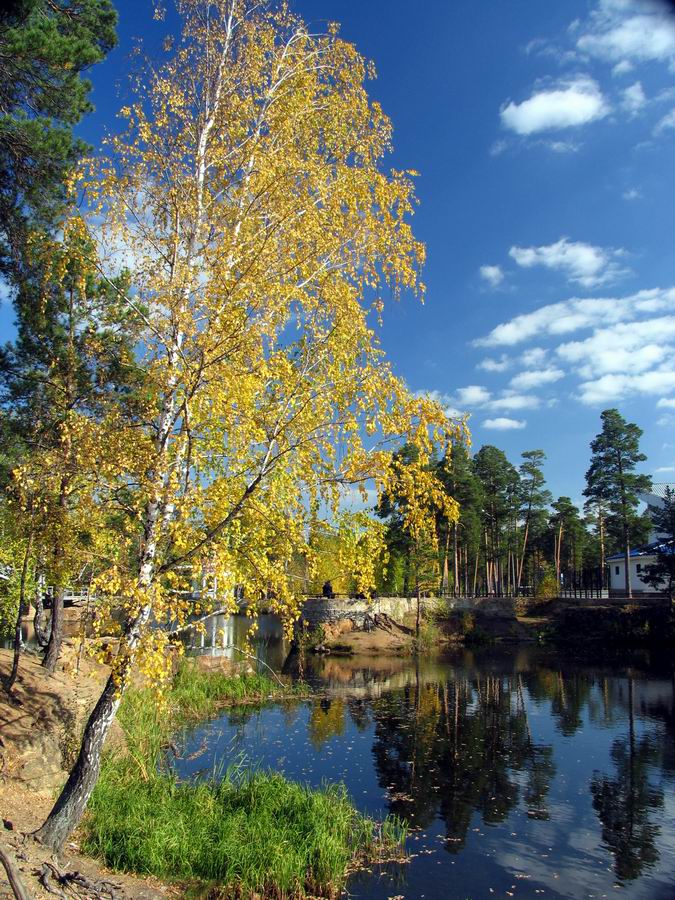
[578,368,675,404]
[577,2,675,67]
[521,347,548,368]
[557,316,675,378]
[657,397,675,408]
[456,385,491,406]
[475,286,675,347]
[613,59,635,76]
[500,77,609,135]
[486,393,541,412]
[623,187,642,199]
[482,417,527,430]
[654,106,675,133]
[479,264,505,287]
[478,354,511,373]
[510,367,565,390]
[622,80,647,114]
[413,389,465,420]
[508,237,629,288]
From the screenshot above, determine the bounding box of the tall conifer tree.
[584,409,651,597]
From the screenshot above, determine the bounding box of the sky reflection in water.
[172,647,675,900]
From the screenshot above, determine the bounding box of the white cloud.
[622,80,647,114]
[577,4,675,67]
[557,316,675,378]
[478,354,511,373]
[482,417,527,430]
[500,77,609,135]
[510,367,565,390]
[541,139,583,153]
[623,187,642,199]
[577,368,675,405]
[486,393,541,412]
[508,237,629,288]
[455,385,491,406]
[612,59,635,76]
[521,347,548,368]
[654,465,675,473]
[657,397,675,408]
[654,106,675,133]
[479,264,505,288]
[414,389,465,420]
[475,286,675,347]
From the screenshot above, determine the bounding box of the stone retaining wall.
[298,595,437,628]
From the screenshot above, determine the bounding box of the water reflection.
[369,671,556,842]
[181,613,288,671]
[173,648,675,899]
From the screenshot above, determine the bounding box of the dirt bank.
[0,646,171,899]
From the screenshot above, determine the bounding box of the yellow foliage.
[28,0,468,689]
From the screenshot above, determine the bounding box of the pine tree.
[516,450,551,592]
[584,409,651,598]
[473,445,519,595]
[0,0,117,269]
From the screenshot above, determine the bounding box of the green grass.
[83,663,405,898]
[169,663,306,721]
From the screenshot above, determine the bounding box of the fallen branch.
[0,842,32,900]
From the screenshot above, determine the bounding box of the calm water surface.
[173,646,675,899]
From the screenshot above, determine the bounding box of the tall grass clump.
[83,663,405,898]
[170,662,303,720]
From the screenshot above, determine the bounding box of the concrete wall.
[609,556,660,594]
[298,595,437,627]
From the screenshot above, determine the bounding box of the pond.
[172,646,675,900]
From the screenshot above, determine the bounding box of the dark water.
[172,646,675,900]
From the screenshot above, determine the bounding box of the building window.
[636,563,642,573]
[615,566,620,575]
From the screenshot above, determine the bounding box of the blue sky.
[4,0,675,503]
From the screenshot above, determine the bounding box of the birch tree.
[35,0,460,850]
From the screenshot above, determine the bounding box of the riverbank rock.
[0,645,111,793]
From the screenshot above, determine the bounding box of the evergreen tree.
[549,497,588,589]
[516,450,551,592]
[436,442,483,596]
[0,0,117,272]
[473,445,519,595]
[584,410,651,597]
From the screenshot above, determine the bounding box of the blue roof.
[607,540,675,561]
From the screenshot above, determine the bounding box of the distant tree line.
[377,408,660,599]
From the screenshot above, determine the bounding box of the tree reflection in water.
[369,666,555,847]
[591,678,665,882]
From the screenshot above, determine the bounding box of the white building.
[608,483,674,595]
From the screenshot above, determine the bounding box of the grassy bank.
[83,663,405,898]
